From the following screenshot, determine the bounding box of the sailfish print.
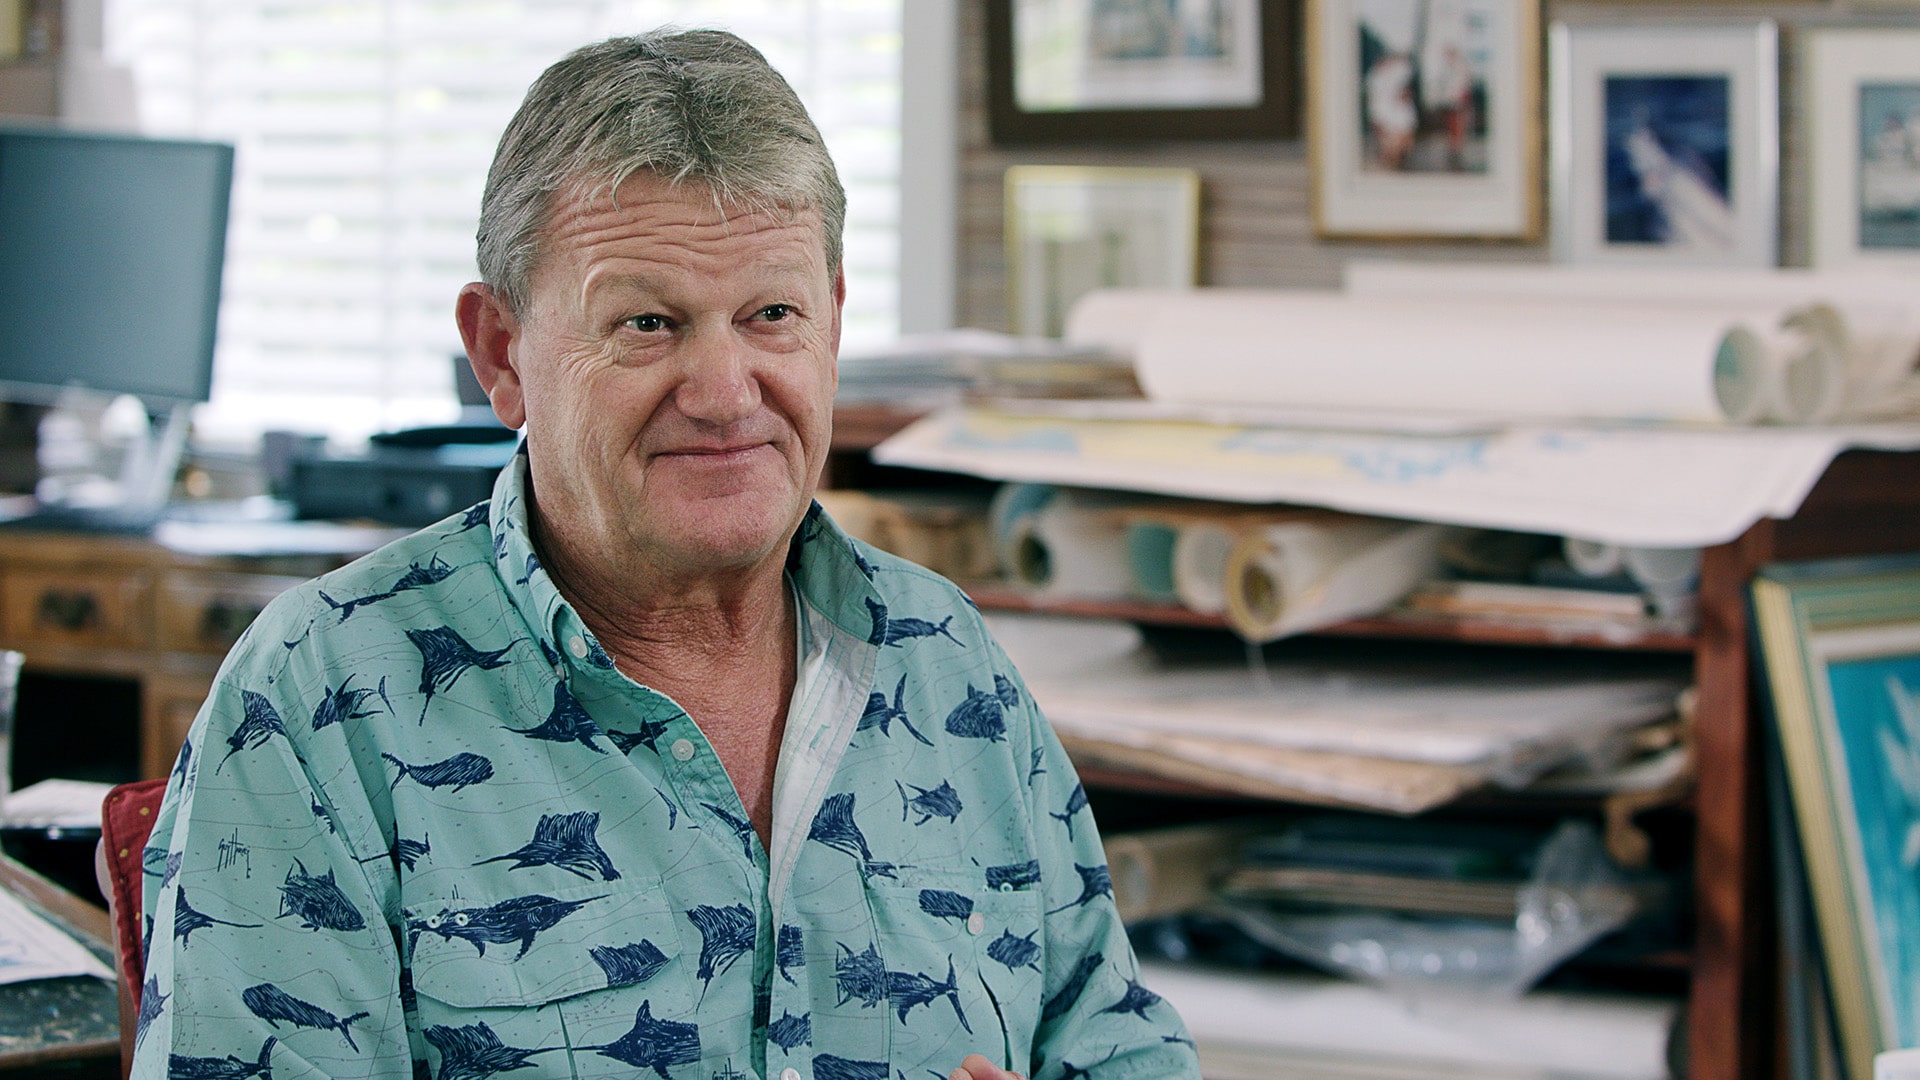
[319,555,456,622]
[475,810,620,880]
[807,793,899,879]
[407,626,518,723]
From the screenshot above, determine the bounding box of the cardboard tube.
[1223,518,1448,642]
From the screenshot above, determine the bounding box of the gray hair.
[476,28,846,314]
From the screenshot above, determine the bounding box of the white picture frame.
[1309,0,1542,240]
[1804,28,1920,270]
[1550,20,1779,267]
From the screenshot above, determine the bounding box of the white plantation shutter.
[103,0,902,444]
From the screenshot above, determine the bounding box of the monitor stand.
[0,403,192,535]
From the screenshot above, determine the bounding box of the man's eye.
[623,314,669,333]
[755,304,793,322]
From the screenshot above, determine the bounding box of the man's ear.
[456,283,527,429]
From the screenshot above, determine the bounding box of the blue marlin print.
[310,675,389,731]
[513,552,541,586]
[918,889,973,922]
[814,1054,889,1080]
[887,956,971,1032]
[382,751,493,792]
[172,886,261,946]
[505,682,606,752]
[986,928,1041,973]
[423,1021,560,1080]
[453,502,490,533]
[393,834,430,871]
[477,810,620,880]
[833,941,886,1007]
[942,680,1018,742]
[1050,782,1089,839]
[412,894,602,960]
[896,779,962,825]
[776,924,805,984]
[406,625,518,723]
[1101,977,1163,1021]
[1040,952,1104,1024]
[319,555,455,622]
[592,939,671,988]
[171,737,195,793]
[985,860,1041,891]
[1056,1047,1122,1080]
[241,983,369,1051]
[584,1001,701,1080]
[1047,863,1112,916]
[767,1010,811,1052]
[583,635,616,669]
[277,859,366,931]
[609,716,673,754]
[859,674,932,746]
[167,1036,275,1080]
[136,975,166,1045]
[310,796,335,833]
[864,597,889,646]
[702,802,755,858]
[880,611,964,648]
[807,793,899,879]
[158,849,183,889]
[217,691,288,773]
[686,903,755,987]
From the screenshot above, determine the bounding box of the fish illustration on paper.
[136,976,166,1045]
[241,983,369,1051]
[813,1054,889,1080]
[583,1001,701,1080]
[701,803,755,859]
[1050,783,1088,839]
[984,860,1041,892]
[591,940,671,989]
[320,555,456,622]
[859,674,932,746]
[217,691,289,773]
[393,834,430,872]
[166,1036,275,1080]
[423,1022,560,1080]
[686,904,755,988]
[505,682,606,752]
[310,676,390,732]
[610,716,673,755]
[1040,952,1104,1023]
[382,752,494,792]
[278,859,366,932]
[986,929,1041,974]
[896,779,962,825]
[917,889,973,923]
[172,886,261,946]
[942,681,1016,743]
[887,956,971,1032]
[477,810,620,880]
[808,793,899,879]
[412,894,601,960]
[776,924,805,984]
[407,625,518,723]
[1100,977,1163,1021]
[767,1010,811,1052]
[1046,864,1112,916]
[833,941,886,1008]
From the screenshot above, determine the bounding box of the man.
[132,28,1198,1080]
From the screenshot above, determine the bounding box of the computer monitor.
[0,125,234,410]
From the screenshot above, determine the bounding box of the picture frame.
[1752,556,1920,1080]
[1004,165,1201,337]
[1803,28,1920,270]
[1307,0,1542,240]
[985,0,1300,144]
[1549,20,1779,267]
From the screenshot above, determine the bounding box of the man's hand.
[947,1053,1026,1080]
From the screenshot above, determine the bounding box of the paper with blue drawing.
[0,884,113,986]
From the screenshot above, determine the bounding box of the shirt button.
[999,882,1014,893]
[671,738,696,762]
[567,636,589,659]
[782,1070,800,1080]
[967,912,985,936]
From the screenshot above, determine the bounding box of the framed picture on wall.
[1004,165,1200,337]
[1307,0,1542,240]
[986,0,1300,143]
[1804,28,1920,270]
[1549,21,1779,267]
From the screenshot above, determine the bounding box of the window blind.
[103,0,902,444]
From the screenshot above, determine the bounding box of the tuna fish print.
[887,956,971,1032]
[413,894,602,960]
[687,904,755,988]
[859,674,932,746]
[1050,783,1088,839]
[167,1036,275,1080]
[476,810,620,880]
[896,779,962,825]
[172,886,261,946]
[767,1010,811,1052]
[277,859,366,932]
[585,1001,701,1080]
[1040,952,1104,1024]
[319,555,456,622]
[309,676,389,732]
[1047,863,1112,916]
[701,803,755,859]
[986,928,1041,974]
[382,751,493,792]
[813,1054,889,1080]
[942,682,1015,743]
[406,626,518,723]
[984,860,1041,892]
[807,792,900,879]
[505,683,605,752]
[833,941,886,1008]
[776,924,805,985]
[240,983,369,1051]
[1100,977,1163,1021]
[136,976,166,1045]
[591,939,671,989]
[917,889,973,923]
[423,1021,559,1080]
[217,691,289,773]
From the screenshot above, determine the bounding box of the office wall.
[954,0,1920,332]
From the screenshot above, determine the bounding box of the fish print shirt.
[133,449,1199,1080]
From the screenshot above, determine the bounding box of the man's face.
[474,173,842,584]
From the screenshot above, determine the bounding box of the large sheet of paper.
[0,885,112,985]
[873,407,1920,547]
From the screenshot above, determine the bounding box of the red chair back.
[98,777,168,1078]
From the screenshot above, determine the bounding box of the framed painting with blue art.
[1753,556,1920,1080]
[1805,29,1920,269]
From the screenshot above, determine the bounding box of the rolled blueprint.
[1004,491,1135,599]
[1222,517,1448,642]
[1173,522,1240,616]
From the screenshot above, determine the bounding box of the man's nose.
[673,327,761,425]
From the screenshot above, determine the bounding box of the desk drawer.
[1,566,153,650]
[157,570,309,655]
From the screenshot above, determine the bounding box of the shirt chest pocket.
[405,881,699,1080]
[865,872,1044,1075]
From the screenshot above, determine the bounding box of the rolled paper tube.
[1563,537,1626,578]
[1621,546,1703,593]
[1126,520,1181,602]
[1008,500,1135,600]
[988,483,1057,579]
[1771,305,1850,425]
[1223,518,1449,642]
[1173,522,1240,616]
[1711,325,1780,425]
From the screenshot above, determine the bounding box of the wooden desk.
[0,854,116,1071]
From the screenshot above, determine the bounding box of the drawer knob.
[37,589,98,631]
[199,601,263,643]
